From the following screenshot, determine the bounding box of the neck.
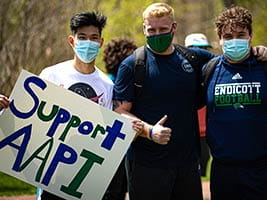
[147,44,175,55]
[226,52,251,64]
[73,57,96,74]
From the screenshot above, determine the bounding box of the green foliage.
[201,157,212,182]
[0,172,35,196]
[95,0,156,71]
[236,0,267,46]
[100,0,154,45]
[219,0,267,46]
[1,0,266,92]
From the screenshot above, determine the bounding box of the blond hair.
[143,3,174,20]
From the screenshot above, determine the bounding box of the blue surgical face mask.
[74,40,100,63]
[222,39,250,61]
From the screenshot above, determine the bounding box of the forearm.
[113,100,152,139]
[117,111,153,140]
[113,100,171,144]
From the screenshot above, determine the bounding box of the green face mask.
[146,31,173,52]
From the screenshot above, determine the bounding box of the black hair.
[70,11,107,35]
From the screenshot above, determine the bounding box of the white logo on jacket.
[181,59,194,73]
[232,73,243,80]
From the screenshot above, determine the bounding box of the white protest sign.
[0,70,135,200]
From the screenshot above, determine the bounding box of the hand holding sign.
[131,119,144,135]
[0,94,10,110]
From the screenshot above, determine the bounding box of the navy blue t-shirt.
[114,46,214,168]
[206,55,267,163]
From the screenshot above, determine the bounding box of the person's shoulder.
[202,55,222,71]
[208,55,222,62]
[121,54,135,67]
[40,60,72,75]
[190,47,216,62]
[39,60,73,80]
[189,47,210,55]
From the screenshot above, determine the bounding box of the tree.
[0,0,266,96]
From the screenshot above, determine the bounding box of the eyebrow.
[77,32,100,37]
[223,31,246,36]
[77,32,87,36]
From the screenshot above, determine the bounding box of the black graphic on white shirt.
[68,82,103,104]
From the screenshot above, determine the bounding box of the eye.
[147,29,155,33]
[159,28,169,33]
[78,36,87,40]
[238,33,247,38]
[90,37,100,41]
[223,35,232,40]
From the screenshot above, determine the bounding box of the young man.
[185,33,212,177]
[1,12,143,200]
[113,3,215,200]
[37,11,114,200]
[113,3,267,200]
[206,6,267,200]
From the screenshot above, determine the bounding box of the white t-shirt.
[39,60,113,109]
[37,62,113,199]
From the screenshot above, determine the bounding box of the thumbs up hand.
[150,115,171,145]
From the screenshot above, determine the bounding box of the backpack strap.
[133,46,146,98]
[133,44,212,102]
[202,57,220,88]
[133,45,199,99]
[174,44,199,69]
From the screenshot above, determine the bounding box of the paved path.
[202,181,210,200]
[0,181,210,200]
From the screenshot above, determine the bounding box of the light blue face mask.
[222,39,250,61]
[74,40,100,63]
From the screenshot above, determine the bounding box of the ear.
[172,21,177,33]
[99,38,104,48]
[143,23,146,35]
[249,34,253,44]
[68,35,75,48]
[219,39,223,46]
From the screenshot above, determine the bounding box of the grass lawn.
[201,156,212,182]
[0,172,35,196]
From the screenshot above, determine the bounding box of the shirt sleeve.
[113,55,135,102]
[39,67,53,81]
[106,84,114,110]
[194,48,216,67]
[39,69,47,79]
